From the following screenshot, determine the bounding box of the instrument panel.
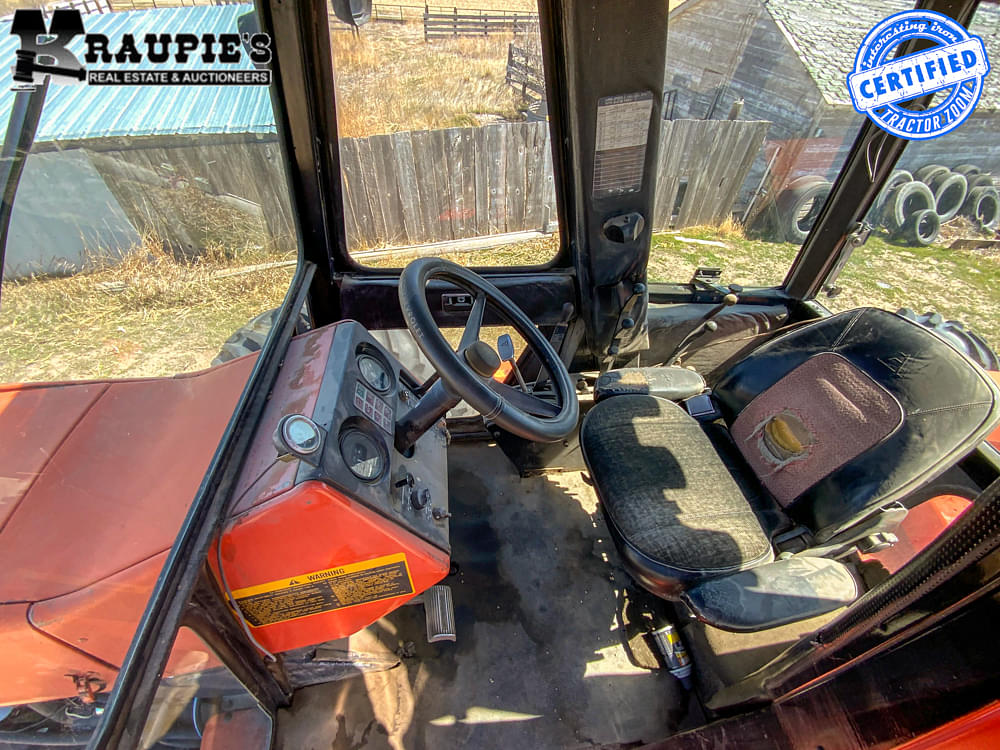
[287,321,450,552]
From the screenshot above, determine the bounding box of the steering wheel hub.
[398,258,579,443]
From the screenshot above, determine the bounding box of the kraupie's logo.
[9,9,272,91]
[847,10,990,140]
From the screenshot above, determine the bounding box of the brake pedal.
[423,585,456,643]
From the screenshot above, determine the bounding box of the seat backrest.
[713,308,1000,541]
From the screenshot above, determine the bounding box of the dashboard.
[273,321,451,553]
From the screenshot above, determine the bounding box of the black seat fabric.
[580,308,1000,615]
[714,308,1000,541]
[681,557,860,632]
[580,395,773,597]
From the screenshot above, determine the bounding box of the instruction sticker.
[593,91,654,197]
[232,553,414,628]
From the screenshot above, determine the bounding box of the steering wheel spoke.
[486,378,560,418]
[399,258,578,443]
[457,292,487,351]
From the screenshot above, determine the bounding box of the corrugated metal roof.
[765,0,1000,109]
[0,4,277,142]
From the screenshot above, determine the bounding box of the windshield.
[328,1,561,269]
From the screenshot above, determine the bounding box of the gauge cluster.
[285,322,450,552]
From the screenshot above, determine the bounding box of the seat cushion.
[681,557,860,632]
[580,395,773,597]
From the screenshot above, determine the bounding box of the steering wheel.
[398,258,579,443]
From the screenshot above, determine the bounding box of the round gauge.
[339,428,387,482]
[281,414,322,455]
[358,354,393,393]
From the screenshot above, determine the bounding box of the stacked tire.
[772,175,832,243]
[872,163,999,246]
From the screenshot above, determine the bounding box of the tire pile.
[871,164,999,246]
[769,175,833,244]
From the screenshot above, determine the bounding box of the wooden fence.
[26,119,768,268]
[652,119,770,229]
[424,7,539,40]
[339,122,555,248]
[338,119,769,249]
[506,44,545,101]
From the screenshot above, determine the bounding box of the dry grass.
[0,237,294,383]
[332,23,524,137]
[5,224,999,385]
[360,234,559,268]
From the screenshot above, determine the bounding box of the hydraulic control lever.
[666,292,739,366]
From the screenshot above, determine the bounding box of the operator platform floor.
[276,441,694,749]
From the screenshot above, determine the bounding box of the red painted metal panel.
[0,356,254,603]
[0,602,115,706]
[216,480,450,654]
[893,701,1000,750]
[230,326,336,516]
[988,372,1000,450]
[30,552,221,679]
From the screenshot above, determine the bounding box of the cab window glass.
[0,7,297,384]
[823,4,1000,359]
[329,2,560,268]
[648,0,878,288]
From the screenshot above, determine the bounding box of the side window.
[0,8,298,384]
[647,0,880,288]
[328,2,560,269]
[823,6,999,365]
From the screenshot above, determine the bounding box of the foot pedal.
[423,585,456,643]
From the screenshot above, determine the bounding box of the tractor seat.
[580,308,1000,631]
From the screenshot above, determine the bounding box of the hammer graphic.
[12,49,86,85]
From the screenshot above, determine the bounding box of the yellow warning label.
[232,553,414,628]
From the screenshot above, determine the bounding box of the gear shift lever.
[497,333,530,392]
[666,293,739,366]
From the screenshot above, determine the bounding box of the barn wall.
[808,107,1000,185]
[665,0,826,208]
[896,113,1000,177]
[666,0,825,135]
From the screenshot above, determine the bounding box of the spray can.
[651,623,692,689]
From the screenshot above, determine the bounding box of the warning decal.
[232,553,414,628]
[593,91,654,198]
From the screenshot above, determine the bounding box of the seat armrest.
[595,366,705,402]
[680,557,859,632]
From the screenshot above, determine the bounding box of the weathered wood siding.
[17,119,768,274]
[665,0,823,138]
[652,119,770,228]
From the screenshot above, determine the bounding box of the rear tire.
[901,208,940,246]
[882,180,935,234]
[897,309,1000,370]
[213,308,310,365]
